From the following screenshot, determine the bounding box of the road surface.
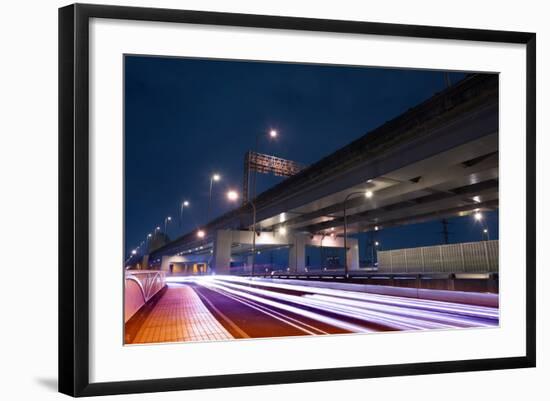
[167,276,499,340]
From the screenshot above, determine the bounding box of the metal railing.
[124,270,166,322]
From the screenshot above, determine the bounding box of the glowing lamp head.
[483,228,488,233]
[212,174,221,182]
[197,230,205,238]
[365,190,373,198]
[226,190,239,202]
[183,200,189,207]
[167,216,171,221]
[147,233,152,238]
[374,226,379,231]
[269,129,278,138]
[474,211,483,221]
[131,249,137,255]
[375,241,380,247]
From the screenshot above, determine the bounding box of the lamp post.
[154,226,160,240]
[343,190,373,278]
[146,233,152,252]
[164,216,172,237]
[250,129,278,202]
[207,174,221,222]
[228,195,259,275]
[180,200,190,228]
[225,190,256,275]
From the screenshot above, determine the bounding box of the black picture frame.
[59,3,536,397]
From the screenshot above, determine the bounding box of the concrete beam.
[288,233,359,272]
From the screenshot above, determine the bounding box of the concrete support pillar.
[289,233,308,273]
[160,255,173,272]
[245,255,254,275]
[141,254,150,270]
[212,230,232,275]
[346,237,360,271]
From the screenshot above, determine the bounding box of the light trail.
[209,287,329,335]
[168,276,499,335]
[195,278,373,333]
[217,276,499,320]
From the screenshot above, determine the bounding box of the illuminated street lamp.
[180,199,190,227]
[197,229,205,239]
[226,189,259,276]
[131,249,137,255]
[226,190,239,202]
[208,173,221,221]
[474,211,483,221]
[251,128,279,201]
[164,216,172,236]
[145,233,152,249]
[343,190,375,278]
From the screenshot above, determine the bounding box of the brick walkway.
[129,284,233,344]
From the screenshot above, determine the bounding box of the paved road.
[169,276,499,340]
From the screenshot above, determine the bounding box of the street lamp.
[226,189,259,275]
[180,200,190,227]
[164,216,172,236]
[343,190,375,278]
[251,128,279,201]
[208,173,221,221]
[197,229,205,239]
[144,233,152,253]
[474,211,483,221]
[226,190,239,202]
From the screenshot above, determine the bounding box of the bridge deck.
[126,284,233,344]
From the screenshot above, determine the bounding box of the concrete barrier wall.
[378,240,498,274]
[264,278,498,307]
[124,270,166,322]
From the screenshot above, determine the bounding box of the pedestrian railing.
[125,270,166,322]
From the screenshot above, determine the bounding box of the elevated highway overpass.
[148,73,498,275]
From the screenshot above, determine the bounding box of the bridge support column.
[160,255,187,272]
[212,230,232,275]
[289,233,308,273]
[141,254,150,270]
[346,237,360,271]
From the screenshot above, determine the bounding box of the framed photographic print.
[58,3,536,397]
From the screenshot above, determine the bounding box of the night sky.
[124,55,498,263]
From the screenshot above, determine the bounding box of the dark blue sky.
[124,56,497,259]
